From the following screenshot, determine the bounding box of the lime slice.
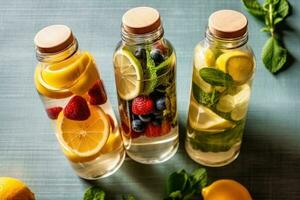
[216,50,254,85]
[188,97,235,133]
[113,49,143,100]
[231,104,248,121]
[216,95,235,113]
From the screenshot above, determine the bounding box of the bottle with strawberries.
[113,7,179,164]
[33,25,125,179]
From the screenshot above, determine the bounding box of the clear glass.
[185,30,256,167]
[34,39,125,179]
[113,26,179,164]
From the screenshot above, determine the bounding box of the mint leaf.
[262,37,287,73]
[83,186,105,200]
[122,195,137,200]
[274,0,289,24]
[166,169,189,195]
[190,168,208,189]
[241,0,266,17]
[199,68,234,87]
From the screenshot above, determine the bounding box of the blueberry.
[152,113,163,125]
[134,47,146,60]
[131,119,145,133]
[138,114,152,122]
[155,97,166,111]
[131,114,139,120]
[150,49,164,65]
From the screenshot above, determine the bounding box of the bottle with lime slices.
[33,25,125,179]
[185,10,256,167]
[113,7,178,164]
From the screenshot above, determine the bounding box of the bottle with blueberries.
[113,7,178,164]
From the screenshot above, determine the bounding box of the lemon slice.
[113,49,143,100]
[69,54,99,95]
[194,44,216,70]
[41,52,89,89]
[57,106,109,158]
[202,179,252,200]
[34,65,72,98]
[216,51,254,85]
[188,97,235,133]
[192,67,213,93]
[216,95,235,113]
[231,84,251,121]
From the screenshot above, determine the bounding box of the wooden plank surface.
[0,0,300,199]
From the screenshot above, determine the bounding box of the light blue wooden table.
[0,0,300,199]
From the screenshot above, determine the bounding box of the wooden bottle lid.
[34,25,74,53]
[208,10,248,39]
[122,7,161,34]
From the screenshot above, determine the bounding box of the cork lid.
[208,10,248,39]
[122,7,161,34]
[34,25,74,53]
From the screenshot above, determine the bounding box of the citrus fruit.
[216,95,235,113]
[69,55,100,95]
[56,105,109,158]
[230,84,251,121]
[192,67,213,93]
[0,177,35,200]
[202,179,252,200]
[194,44,216,70]
[216,50,254,85]
[113,49,143,100]
[100,130,123,154]
[34,65,72,99]
[41,52,89,89]
[188,97,235,133]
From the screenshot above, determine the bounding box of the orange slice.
[56,105,109,158]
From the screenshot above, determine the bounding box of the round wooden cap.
[122,7,161,34]
[208,10,248,39]
[34,25,74,53]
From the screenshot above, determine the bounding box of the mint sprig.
[242,0,291,73]
[83,186,105,200]
[165,168,207,200]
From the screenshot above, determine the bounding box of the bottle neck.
[205,29,248,49]
[121,25,164,45]
[35,38,79,63]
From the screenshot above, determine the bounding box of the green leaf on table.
[241,0,266,17]
[274,0,290,24]
[122,194,137,200]
[190,168,208,189]
[166,169,189,195]
[199,68,234,87]
[262,37,287,73]
[83,186,105,200]
[261,26,271,32]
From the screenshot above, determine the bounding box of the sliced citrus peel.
[113,49,143,100]
[56,105,109,158]
[216,50,254,85]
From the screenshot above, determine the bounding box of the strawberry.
[161,120,171,135]
[145,123,162,138]
[132,96,154,115]
[46,106,62,120]
[131,130,143,139]
[64,95,90,121]
[88,80,107,105]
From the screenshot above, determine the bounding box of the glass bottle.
[34,25,125,179]
[185,10,256,167]
[113,7,178,164]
